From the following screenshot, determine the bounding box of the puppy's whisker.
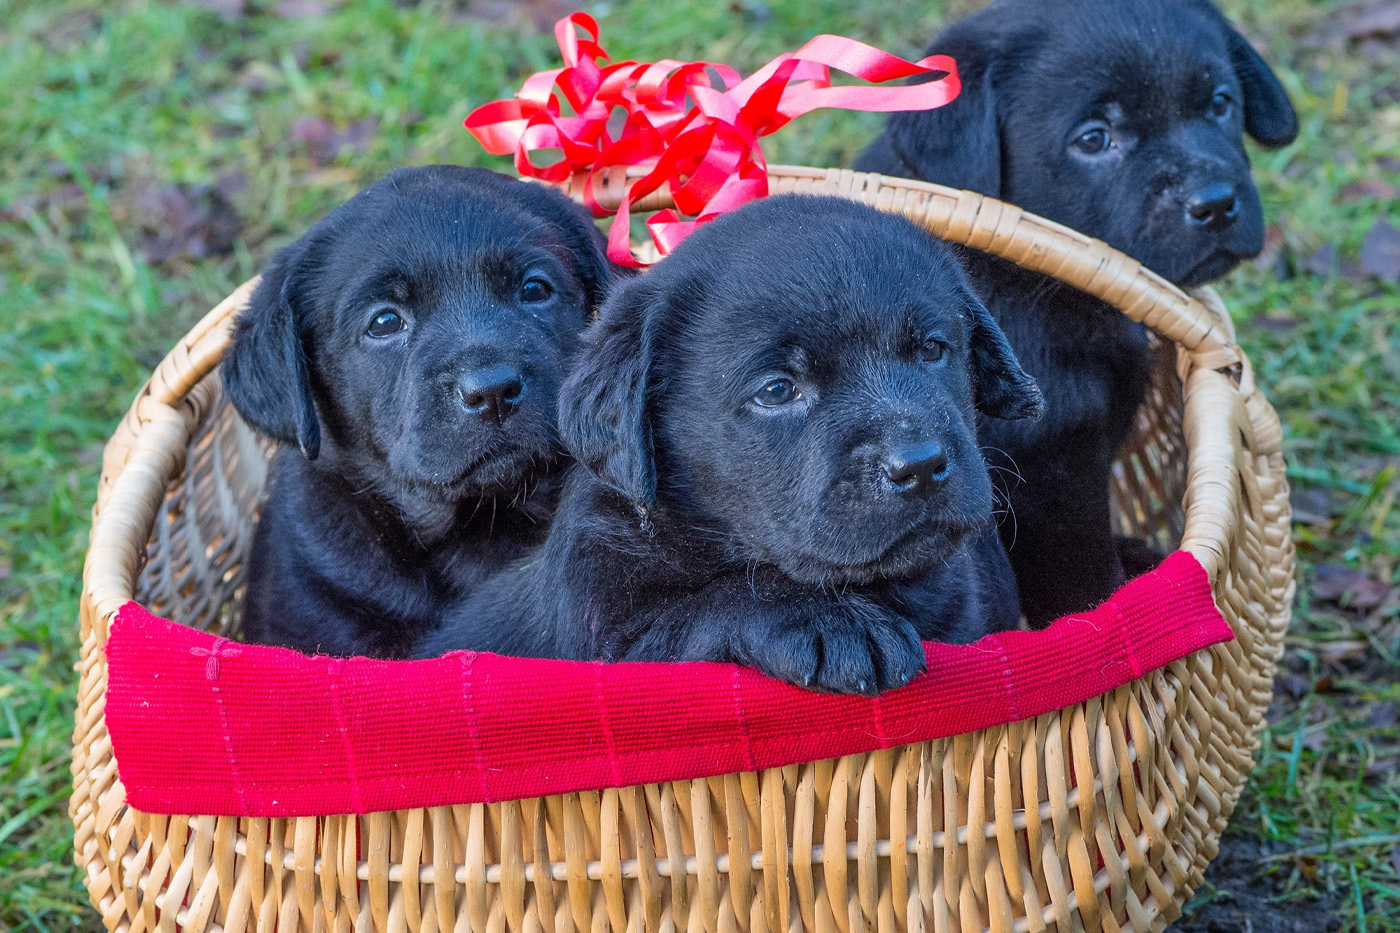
[979,445,1025,483]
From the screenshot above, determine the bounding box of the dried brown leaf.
[1314,639,1370,664]
[1313,563,1393,609]
[291,116,378,166]
[1360,219,1400,282]
[1371,701,1398,729]
[181,0,247,22]
[1338,177,1399,201]
[130,182,242,266]
[1338,0,1400,41]
[275,0,336,18]
[1291,487,1343,524]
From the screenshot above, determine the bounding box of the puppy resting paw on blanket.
[422,195,1042,695]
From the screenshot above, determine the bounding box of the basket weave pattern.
[71,168,1294,933]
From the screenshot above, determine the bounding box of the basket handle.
[560,165,1243,372]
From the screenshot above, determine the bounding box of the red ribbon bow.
[465,13,961,265]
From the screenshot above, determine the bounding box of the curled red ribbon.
[465,13,961,265]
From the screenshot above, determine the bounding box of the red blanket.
[105,549,1228,817]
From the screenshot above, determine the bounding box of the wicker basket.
[71,166,1294,933]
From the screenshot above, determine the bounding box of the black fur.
[222,166,614,657]
[421,196,1042,695]
[855,0,1296,625]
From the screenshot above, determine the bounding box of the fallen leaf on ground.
[1338,178,1399,201]
[1306,242,1340,278]
[1291,487,1344,524]
[275,0,335,16]
[46,9,99,52]
[1312,564,1393,609]
[131,182,242,266]
[217,171,248,199]
[0,642,41,670]
[1314,640,1370,664]
[1276,671,1312,699]
[456,0,575,31]
[1360,219,1400,282]
[181,0,247,21]
[1337,0,1400,41]
[291,116,379,166]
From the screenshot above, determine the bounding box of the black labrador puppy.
[855,0,1297,625]
[421,195,1043,695]
[222,166,613,657]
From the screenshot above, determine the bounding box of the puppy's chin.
[768,519,977,588]
[462,448,559,494]
[393,443,559,503]
[1173,251,1244,289]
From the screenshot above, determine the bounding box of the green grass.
[1,0,1396,930]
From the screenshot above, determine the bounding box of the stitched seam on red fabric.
[458,651,490,800]
[327,657,366,814]
[870,689,889,749]
[996,635,1022,724]
[205,638,249,815]
[594,661,624,787]
[729,667,757,772]
[1126,579,1151,681]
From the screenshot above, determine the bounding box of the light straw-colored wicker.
[71,166,1294,933]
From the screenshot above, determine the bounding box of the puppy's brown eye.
[366,309,405,338]
[1073,127,1110,155]
[520,278,553,303]
[1208,91,1233,119]
[920,338,947,364]
[752,379,800,408]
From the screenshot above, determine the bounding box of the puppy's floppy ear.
[221,242,322,459]
[1215,12,1298,147]
[511,181,616,313]
[965,298,1042,421]
[858,27,1002,196]
[558,275,659,515]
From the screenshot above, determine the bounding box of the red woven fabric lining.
[105,550,1229,818]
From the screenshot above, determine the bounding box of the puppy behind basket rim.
[855,0,1298,627]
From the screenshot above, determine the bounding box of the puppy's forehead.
[688,239,971,362]
[363,194,564,256]
[1013,2,1232,119]
[317,192,572,300]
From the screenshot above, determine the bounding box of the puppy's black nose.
[1185,182,1240,232]
[458,364,525,426]
[882,441,950,494]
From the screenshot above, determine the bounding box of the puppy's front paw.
[747,603,926,697]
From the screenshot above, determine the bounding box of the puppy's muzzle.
[880,440,950,496]
[1185,181,1241,233]
[458,363,526,426]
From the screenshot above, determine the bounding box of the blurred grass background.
[1,0,1397,929]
